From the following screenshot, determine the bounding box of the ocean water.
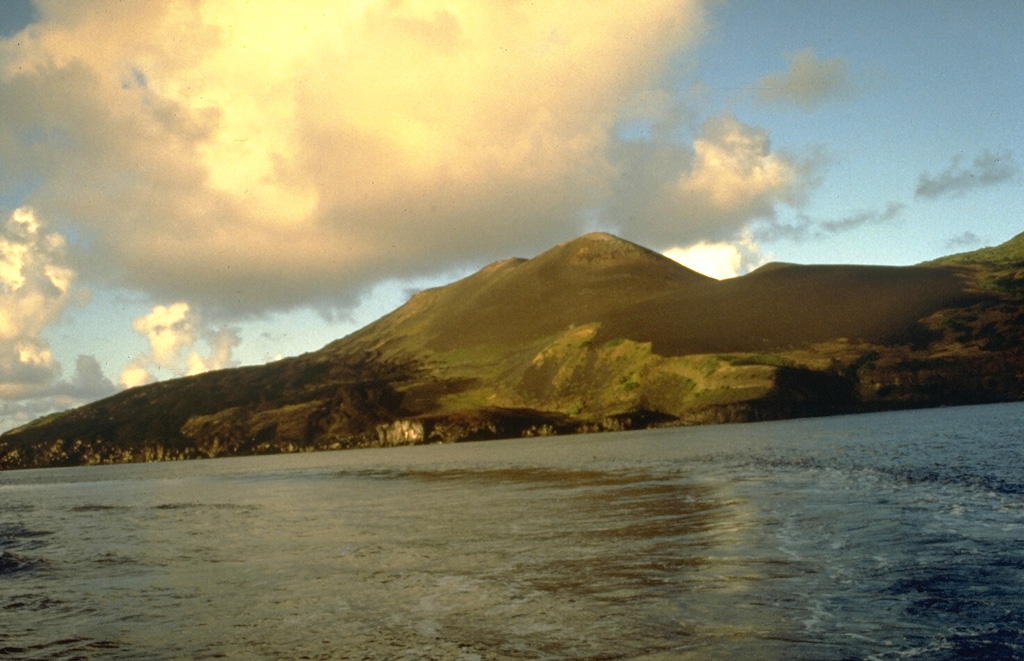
[2,403,1023,660]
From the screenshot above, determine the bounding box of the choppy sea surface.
[2,403,1024,660]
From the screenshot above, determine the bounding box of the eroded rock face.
[376,420,425,446]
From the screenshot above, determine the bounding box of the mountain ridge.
[3,230,1024,469]
[931,230,1024,266]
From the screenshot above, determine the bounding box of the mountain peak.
[568,231,629,244]
[559,231,645,251]
[549,232,678,269]
[4,228,1021,471]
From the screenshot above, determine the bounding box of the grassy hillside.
[933,230,1024,266]
[3,231,1024,470]
[339,233,979,357]
[929,231,1024,297]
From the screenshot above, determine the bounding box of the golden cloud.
[678,114,802,219]
[120,300,240,387]
[0,208,79,398]
[663,230,768,279]
[0,1,816,315]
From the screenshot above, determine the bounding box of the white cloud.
[0,0,713,314]
[679,114,804,218]
[118,360,152,390]
[186,326,240,376]
[0,3,835,427]
[601,113,819,249]
[130,302,195,369]
[119,301,240,387]
[0,207,82,399]
[664,231,768,279]
[0,208,115,430]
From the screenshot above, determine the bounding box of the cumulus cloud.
[0,207,114,431]
[131,303,195,370]
[58,354,118,400]
[1,354,119,432]
[186,326,241,377]
[915,150,1019,199]
[755,49,854,111]
[603,113,820,247]
[116,363,147,391]
[663,230,768,279]
[0,207,81,399]
[119,302,240,388]
[678,114,809,219]
[0,0,716,315]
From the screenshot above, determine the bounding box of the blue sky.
[0,1,1021,430]
[698,1,1023,264]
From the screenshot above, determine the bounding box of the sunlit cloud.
[0,207,115,430]
[0,1,835,425]
[0,207,82,399]
[678,114,804,218]
[602,113,819,248]
[915,150,1019,199]
[664,231,768,279]
[120,301,240,388]
[0,0,713,315]
[754,48,854,111]
[118,361,152,390]
[131,302,195,370]
[186,326,240,376]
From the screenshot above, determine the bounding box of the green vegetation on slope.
[3,231,1024,470]
[933,230,1024,266]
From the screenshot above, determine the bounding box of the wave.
[0,551,48,576]
[0,523,53,552]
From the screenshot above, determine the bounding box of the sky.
[0,0,1022,431]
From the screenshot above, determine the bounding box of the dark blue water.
[2,403,1023,659]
